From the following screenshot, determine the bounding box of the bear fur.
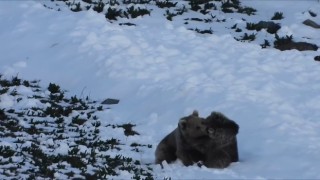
[155,110,208,167]
[200,111,239,168]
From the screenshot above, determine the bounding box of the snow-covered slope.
[1,0,320,179]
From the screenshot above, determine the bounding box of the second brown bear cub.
[201,112,239,168]
[155,111,239,168]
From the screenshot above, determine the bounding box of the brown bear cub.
[201,111,239,168]
[155,110,209,167]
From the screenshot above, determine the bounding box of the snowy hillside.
[1,0,320,179]
[0,76,153,179]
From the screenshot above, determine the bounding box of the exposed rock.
[119,22,136,26]
[303,19,320,29]
[308,10,317,17]
[314,56,320,61]
[275,41,318,51]
[101,98,120,105]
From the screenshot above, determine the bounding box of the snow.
[1,0,320,179]
[0,94,15,108]
[54,142,70,155]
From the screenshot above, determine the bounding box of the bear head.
[203,112,239,146]
[178,110,207,139]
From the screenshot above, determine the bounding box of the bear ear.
[192,110,199,117]
[179,119,187,130]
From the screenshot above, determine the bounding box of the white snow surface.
[1,0,320,179]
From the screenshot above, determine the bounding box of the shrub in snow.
[0,75,20,87]
[238,6,256,16]
[246,21,281,34]
[235,33,256,42]
[48,83,64,102]
[261,39,271,48]
[204,2,216,11]
[235,28,242,32]
[191,27,213,34]
[109,0,120,6]
[165,10,174,21]
[126,6,151,18]
[271,11,284,20]
[82,0,93,4]
[221,0,240,13]
[48,83,61,94]
[256,21,281,34]
[71,2,82,12]
[156,0,178,8]
[189,0,202,11]
[92,0,105,13]
[246,22,257,31]
[0,108,7,120]
[274,34,294,46]
[123,0,151,4]
[105,7,123,20]
[165,9,182,21]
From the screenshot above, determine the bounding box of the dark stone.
[101,98,120,105]
[314,56,320,61]
[119,22,136,26]
[275,41,318,51]
[303,19,320,29]
[308,10,317,17]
